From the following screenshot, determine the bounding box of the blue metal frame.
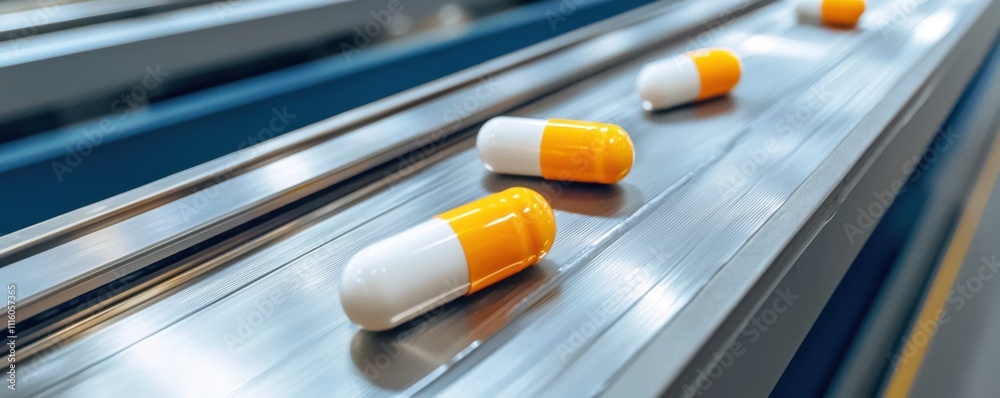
[771,34,1000,398]
[0,0,657,235]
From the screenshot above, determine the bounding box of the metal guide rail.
[2,0,998,396]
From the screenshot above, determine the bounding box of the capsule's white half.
[476,116,544,177]
[636,54,702,111]
[340,218,470,331]
[794,0,822,24]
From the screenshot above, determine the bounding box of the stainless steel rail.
[0,0,761,323]
[0,0,215,40]
[607,0,1000,395]
[0,0,509,126]
[0,0,679,265]
[8,0,999,396]
[429,1,1000,396]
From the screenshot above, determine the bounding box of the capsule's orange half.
[437,188,556,294]
[689,49,741,101]
[539,119,634,184]
[822,0,865,27]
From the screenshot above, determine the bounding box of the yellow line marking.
[883,130,1000,398]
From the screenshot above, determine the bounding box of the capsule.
[636,48,742,111]
[477,117,634,184]
[340,188,556,331]
[795,0,865,28]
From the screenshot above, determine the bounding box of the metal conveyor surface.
[6,0,1000,396]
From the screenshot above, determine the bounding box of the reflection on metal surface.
[351,331,445,391]
[0,0,213,38]
[1,0,748,325]
[737,34,825,59]
[7,0,997,396]
[913,11,956,44]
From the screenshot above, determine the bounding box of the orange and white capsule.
[340,188,555,331]
[795,0,865,28]
[477,117,634,184]
[637,48,742,111]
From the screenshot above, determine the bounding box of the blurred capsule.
[477,117,634,184]
[795,0,866,28]
[340,188,556,331]
[637,48,742,111]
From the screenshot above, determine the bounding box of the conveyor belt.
[6,0,1000,396]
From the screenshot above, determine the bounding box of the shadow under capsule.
[481,173,639,218]
[349,262,558,391]
[350,330,443,391]
[806,20,865,32]
[642,94,738,122]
